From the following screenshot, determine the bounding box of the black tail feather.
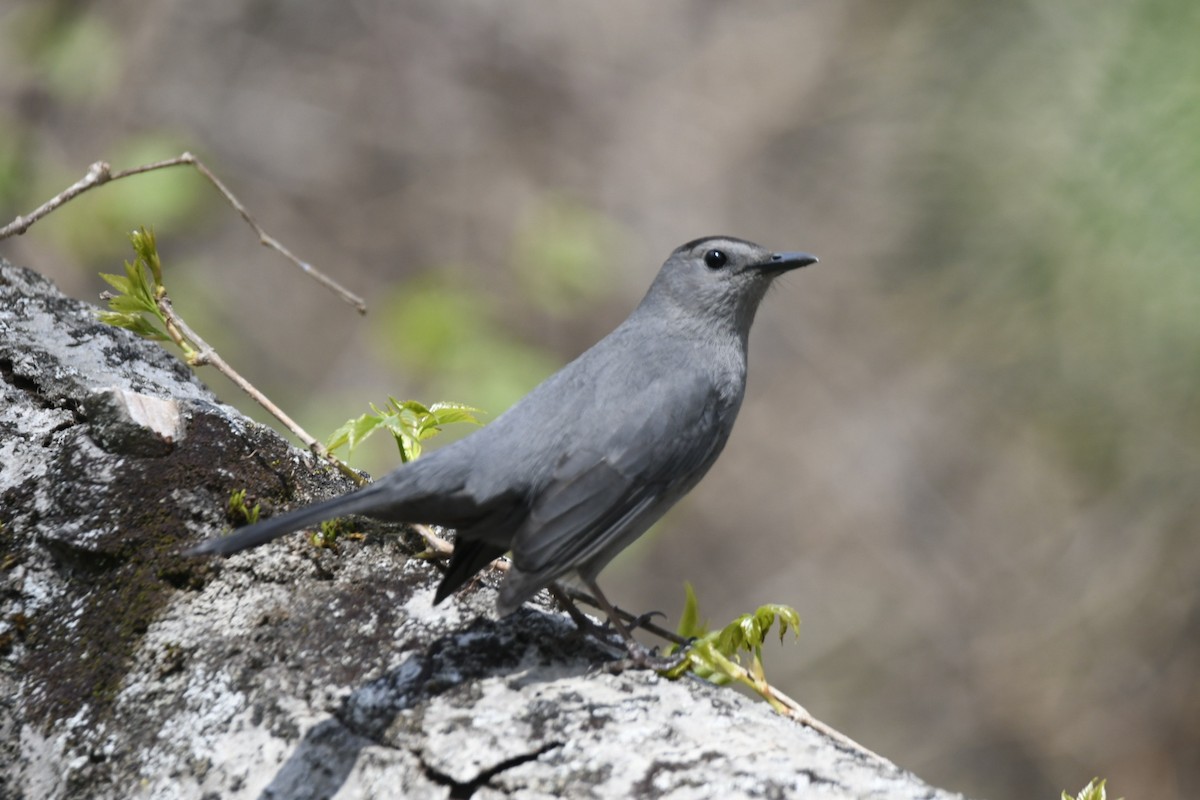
[434,539,506,604]
[183,483,391,557]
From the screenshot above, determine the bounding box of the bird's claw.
[610,609,666,634]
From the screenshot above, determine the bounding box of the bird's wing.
[510,370,730,578]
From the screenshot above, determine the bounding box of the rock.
[0,259,971,799]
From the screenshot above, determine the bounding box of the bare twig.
[154,293,366,486]
[411,523,455,556]
[0,154,367,313]
[0,161,113,238]
[702,651,881,760]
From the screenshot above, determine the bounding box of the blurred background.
[2,1,1197,797]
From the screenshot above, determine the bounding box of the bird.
[185,236,817,635]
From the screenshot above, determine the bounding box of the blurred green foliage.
[374,278,559,417]
[512,197,627,315]
[32,136,209,266]
[0,120,23,211]
[1,5,207,267]
[7,3,121,103]
[373,199,625,417]
[910,0,1200,492]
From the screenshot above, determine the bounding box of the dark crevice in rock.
[797,767,850,790]
[0,357,41,398]
[420,742,562,799]
[43,417,79,443]
[0,357,83,420]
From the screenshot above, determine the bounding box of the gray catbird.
[186,236,816,623]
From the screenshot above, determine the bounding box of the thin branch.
[701,649,881,760]
[0,160,113,238]
[1,154,367,313]
[411,523,455,556]
[155,294,366,486]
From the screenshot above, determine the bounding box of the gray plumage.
[185,236,817,615]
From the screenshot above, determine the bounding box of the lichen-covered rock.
[0,260,970,800]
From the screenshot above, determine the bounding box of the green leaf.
[99,271,132,296]
[416,405,483,441]
[125,316,170,341]
[741,613,765,647]
[326,413,384,456]
[97,311,169,341]
[674,581,707,642]
[97,311,139,330]
[716,615,755,655]
[394,398,431,416]
[129,227,163,286]
[748,604,806,647]
[769,605,802,642]
[377,411,421,462]
[104,292,153,314]
[326,397,484,465]
[669,638,735,685]
[1063,778,1121,800]
[428,401,484,426]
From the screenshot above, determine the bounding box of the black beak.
[764,251,819,273]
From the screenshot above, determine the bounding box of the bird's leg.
[579,578,638,646]
[551,581,689,672]
[548,586,618,645]
[579,578,687,672]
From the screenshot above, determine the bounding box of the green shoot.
[674,581,707,642]
[1063,779,1122,800]
[663,583,801,713]
[326,397,483,463]
[227,488,260,525]
[97,227,193,355]
[311,519,346,549]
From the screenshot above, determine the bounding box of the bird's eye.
[703,249,728,269]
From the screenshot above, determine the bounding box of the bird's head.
[642,236,818,336]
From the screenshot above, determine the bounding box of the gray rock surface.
[0,259,972,799]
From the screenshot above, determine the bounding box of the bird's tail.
[182,481,394,557]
